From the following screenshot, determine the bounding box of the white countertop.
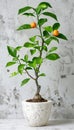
[0,119,74,130]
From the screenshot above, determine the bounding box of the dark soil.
[26,94,47,102]
[26,98,47,102]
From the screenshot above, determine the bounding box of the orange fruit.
[30,22,37,28]
[53,30,59,36]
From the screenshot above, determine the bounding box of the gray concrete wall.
[0,0,74,119]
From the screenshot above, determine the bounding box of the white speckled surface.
[0,0,74,119]
[0,119,74,130]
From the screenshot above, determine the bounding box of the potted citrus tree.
[6,2,67,127]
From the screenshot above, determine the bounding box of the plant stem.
[18,59,36,80]
[25,69,36,80]
[35,72,41,95]
[34,14,44,96]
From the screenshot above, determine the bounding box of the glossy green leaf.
[36,2,52,14]
[18,64,25,74]
[42,45,47,51]
[39,73,46,77]
[6,62,16,67]
[38,18,47,26]
[35,7,41,15]
[24,55,28,62]
[7,46,17,57]
[46,53,60,60]
[24,42,35,48]
[30,49,36,55]
[23,13,35,17]
[12,57,18,62]
[28,57,43,68]
[49,47,57,52]
[57,33,68,40]
[45,38,51,45]
[17,24,31,30]
[44,26,53,33]
[39,2,52,8]
[43,12,58,21]
[50,36,59,43]
[28,61,36,68]
[45,36,59,45]
[15,46,22,51]
[43,30,50,37]
[29,36,36,42]
[53,23,60,30]
[21,78,30,86]
[37,2,52,10]
[25,67,32,70]
[34,46,41,51]
[18,6,32,14]
[33,57,43,64]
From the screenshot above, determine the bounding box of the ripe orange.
[30,22,37,28]
[53,30,59,36]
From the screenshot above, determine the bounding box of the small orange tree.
[6,2,67,101]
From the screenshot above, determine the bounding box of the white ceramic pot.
[22,100,52,127]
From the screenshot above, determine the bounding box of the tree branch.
[25,69,36,80]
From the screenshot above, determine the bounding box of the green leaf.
[10,72,19,77]
[44,26,53,33]
[18,64,25,74]
[33,57,43,64]
[43,30,50,37]
[57,33,68,40]
[34,46,41,51]
[7,46,17,57]
[39,73,46,77]
[35,8,41,15]
[42,45,47,51]
[39,2,52,8]
[17,24,31,30]
[23,13,35,17]
[45,38,51,45]
[18,6,32,14]
[35,41,39,45]
[46,53,60,60]
[28,61,36,68]
[25,67,32,70]
[24,55,28,62]
[30,49,36,55]
[50,36,59,43]
[12,57,18,62]
[28,57,43,68]
[53,23,60,30]
[24,42,35,48]
[21,78,30,86]
[6,62,16,67]
[38,2,52,10]
[15,46,22,51]
[36,2,52,14]
[38,18,47,26]
[43,12,58,21]
[49,47,57,52]
[45,36,59,45]
[29,36,36,42]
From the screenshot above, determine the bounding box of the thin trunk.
[35,78,41,95]
[34,71,41,95]
[34,14,44,96]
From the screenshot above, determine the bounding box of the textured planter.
[22,100,52,127]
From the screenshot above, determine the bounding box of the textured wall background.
[0,0,74,119]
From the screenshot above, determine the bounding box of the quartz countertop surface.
[0,119,74,130]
